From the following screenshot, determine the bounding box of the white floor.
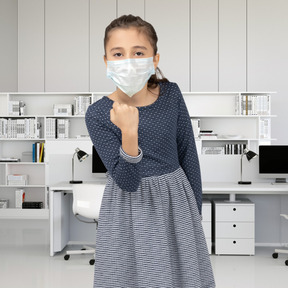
[0,242,287,288]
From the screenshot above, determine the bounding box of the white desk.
[49,181,288,256]
[49,181,106,257]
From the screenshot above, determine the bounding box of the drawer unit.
[214,199,255,255]
[202,200,212,254]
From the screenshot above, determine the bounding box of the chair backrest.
[72,183,105,220]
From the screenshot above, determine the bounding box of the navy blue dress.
[85,82,215,288]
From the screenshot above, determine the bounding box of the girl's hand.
[110,102,139,134]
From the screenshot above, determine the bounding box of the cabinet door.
[145,0,190,92]
[191,0,218,92]
[0,0,17,92]
[18,0,45,92]
[247,0,288,144]
[117,0,144,18]
[90,0,117,92]
[219,0,246,91]
[45,0,89,92]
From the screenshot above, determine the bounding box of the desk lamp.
[238,148,258,185]
[70,148,89,184]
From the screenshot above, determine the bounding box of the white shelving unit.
[0,92,106,220]
[183,92,275,156]
[0,91,275,220]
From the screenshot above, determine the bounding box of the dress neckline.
[104,83,164,110]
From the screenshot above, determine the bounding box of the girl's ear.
[104,55,107,67]
[153,53,160,69]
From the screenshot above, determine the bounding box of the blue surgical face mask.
[106,57,155,97]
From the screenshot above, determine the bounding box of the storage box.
[0,199,9,208]
[15,189,25,208]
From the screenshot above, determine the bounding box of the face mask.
[106,57,155,97]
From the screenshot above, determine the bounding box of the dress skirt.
[93,167,215,288]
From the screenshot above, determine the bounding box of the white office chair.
[272,214,288,266]
[64,183,105,265]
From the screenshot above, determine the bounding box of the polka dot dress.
[85,82,215,288]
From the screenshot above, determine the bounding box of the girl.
[85,14,215,288]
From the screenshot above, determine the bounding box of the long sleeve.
[85,104,143,192]
[176,91,202,215]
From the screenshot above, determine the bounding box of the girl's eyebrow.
[110,45,147,53]
[132,45,147,50]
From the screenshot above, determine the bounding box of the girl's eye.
[135,51,144,56]
[113,53,122,57]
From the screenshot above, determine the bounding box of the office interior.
[1,0,288,287]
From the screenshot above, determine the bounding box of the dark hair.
[104,14,168,88]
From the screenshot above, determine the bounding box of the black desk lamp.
[70,148,89,184]
[238,148,258,185]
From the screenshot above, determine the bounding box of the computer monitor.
[92,146,107,174]
[259,145,288,183]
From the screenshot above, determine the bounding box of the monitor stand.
[272,178,288,185]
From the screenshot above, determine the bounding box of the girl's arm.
[85,104,142,192]
[176,91,202,215]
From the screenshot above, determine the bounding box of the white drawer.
[215,238,255,255]
[202,221,211,238]
[215,222,254,238]
[202,202,211,221]
[215,204,254,222]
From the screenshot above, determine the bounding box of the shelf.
[0,185,46,188]
[190,115,276,118]
[0,162,46,165]
[197,138,277,141]
[0,208,49,219]
[0,138,45,141]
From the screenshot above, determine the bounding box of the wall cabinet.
[191,0,218,92]
[145,0,190,92]
[45,0,90,92]
[214,199,255,255]
[18,0,45,92]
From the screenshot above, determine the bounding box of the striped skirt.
[93,167,215,288]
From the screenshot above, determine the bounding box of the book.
[235,94,271,115]
[22,202,43,209]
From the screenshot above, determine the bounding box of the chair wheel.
[285,260,288,266]
[89,259,95,265]
[272,253,278,259]
[64,254,70,261]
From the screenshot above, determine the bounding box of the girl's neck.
[109,85,160,107]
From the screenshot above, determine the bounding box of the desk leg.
[49,189,55,256]
[50,190,71,256]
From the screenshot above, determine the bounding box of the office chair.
[272,214,288,266]
[64,183,105,265]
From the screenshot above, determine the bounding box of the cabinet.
[183,91,275,156]
[191,0,218,92]
[0,92,103,220]
[45,0,89,92]
[219,0,247,91]
[202,199,212,254]
[213,199,255,255]
[145,0,190,92]
[18,0,45,92]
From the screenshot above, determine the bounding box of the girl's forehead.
[107,27,150,46]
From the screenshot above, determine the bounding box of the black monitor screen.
[92,146,107,173]
[259,145,288,174]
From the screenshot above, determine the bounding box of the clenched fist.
[110,102,139,134]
